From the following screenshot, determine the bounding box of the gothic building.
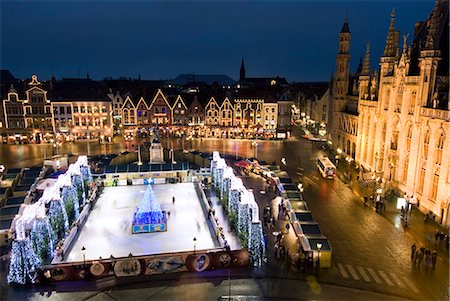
[330,1,450,224]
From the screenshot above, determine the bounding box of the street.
[0,129,448,300]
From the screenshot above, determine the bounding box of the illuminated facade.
[51,100,113,140]
[2,75,53,143]
[331,1,450,224]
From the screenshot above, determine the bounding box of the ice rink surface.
[63,183,221,262]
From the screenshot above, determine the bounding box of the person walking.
[411,243,417,260]
[431,250,437,270]
[425,252,432,270]
[172,196,176,205]
[418,247,425,267]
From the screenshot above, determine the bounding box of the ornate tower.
[418,0,443,107]
[380,9,400,77]
[359,42,371,100]
[333,19,351,106]
[240,59,246,81]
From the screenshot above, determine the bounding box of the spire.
[383,9,397,57]
[341,20,350,33]
[362,42,371,75]
[356,56,363,74]
[425,0,442,50]
[239,58,246,81]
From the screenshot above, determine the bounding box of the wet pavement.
[0,129,448,300]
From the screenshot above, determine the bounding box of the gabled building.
[23,75,53,143]
[148,89,172,126]
[171,95,189,126]
[205,97,220,126]
[2,85,26,143]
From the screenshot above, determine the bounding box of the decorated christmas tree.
[7,238,41,285]
[61,185,79,224]
[71,173,85,208]
[135,183,164,224]
[29,216,57,264]
[248,222,267,267]
[80,165,92,199]
[49,199,69,241]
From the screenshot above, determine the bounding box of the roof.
[103,162,189,174]
[171,74,236,86]
[341,21,350,33]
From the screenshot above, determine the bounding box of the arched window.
[423,129,431,159]
[435,132,445,165]
[384,89,390,110]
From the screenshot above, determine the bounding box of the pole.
[87,140,91,156]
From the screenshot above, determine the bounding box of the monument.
[150,122,164,163]
[132,181,167,234]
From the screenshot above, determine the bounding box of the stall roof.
[0,219,13,231]
[282,184,298,191]
[279,178,293,184]
[0,205,21,218]
[294,211,315,223]
[306,237,331,251]
[4,196,25,207]
[290,200,309,211]
[286,191,302,200]
[300,223,322,236]
[276,171,290,179]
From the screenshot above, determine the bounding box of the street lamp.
[193,237,197,255]
[316,243,322,273]
[252,141,258,159]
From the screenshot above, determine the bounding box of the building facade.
[330,1,450,224]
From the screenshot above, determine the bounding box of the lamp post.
[193,237,197,255]
[81,246,86,278]
[316,243,322,273]
[252,141,258,159]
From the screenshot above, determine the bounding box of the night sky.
[1,1,434,82]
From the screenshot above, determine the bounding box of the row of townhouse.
[1,75,294,142]
[1,75,113,143]
[108,89,293,138]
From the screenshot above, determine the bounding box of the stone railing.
[420,107,450,121]
[359,99,378,108]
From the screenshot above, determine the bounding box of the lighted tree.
[48,199,69,241]
[80,165,92,199]
[29,216,57,264]
[7,239,41,285]
[71,174,85,208]
[135,183,164,224]
[248,222,266,267]
[61,185,79,224]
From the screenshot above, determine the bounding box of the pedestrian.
[285,223,290,233]
[167,211,171,218]
[411,243,417,260]
[431,250,437,270]
[274,243,280,259]
[172,196,176,205]
[418,247,425,267]
[434,229,440,241]
[425,252,432,270]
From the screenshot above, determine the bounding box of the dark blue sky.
[1,1,434,82]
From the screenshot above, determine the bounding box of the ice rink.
[63,183,221,262]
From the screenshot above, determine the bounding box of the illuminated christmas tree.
[29,216,56,264]
[7,238,41,285]
[71,173,85,208]
[49,199,69,241]
[135,183,164,224]
[80,165,92,199]
[248,222,266,267]
[61,185,79,224]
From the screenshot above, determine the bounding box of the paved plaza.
[63,183,221,262]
